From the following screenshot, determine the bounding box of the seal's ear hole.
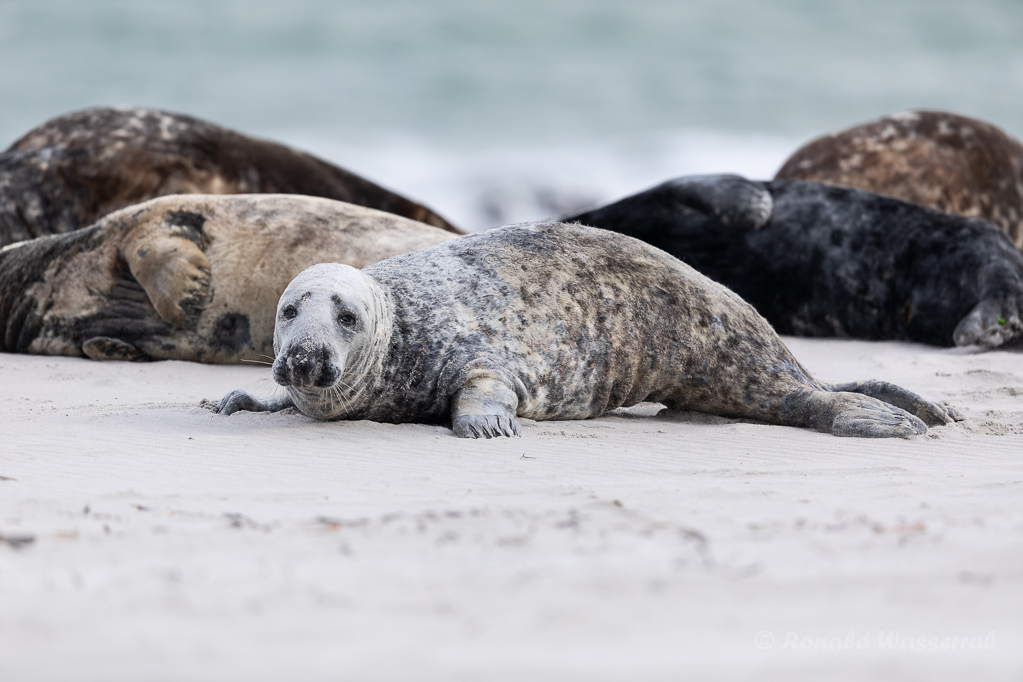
[281,304,298,321]
[338,312,358,327]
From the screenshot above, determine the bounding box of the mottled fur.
[776,110,1023,249]
[218,223,955,438]
[0,106,460,247]
[567,175,1023,348]
[0,194,454,362]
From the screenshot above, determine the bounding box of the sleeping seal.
[216,223,956,439]
[565,175,1023,349]
[0,106,460,247]
[775,110,1023,249]
[0,194,454,362]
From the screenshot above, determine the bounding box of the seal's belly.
[510,350,664,421]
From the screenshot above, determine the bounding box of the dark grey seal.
[776,110,1023,249]
[566,175,1023,349]
[0,106,460,247]
[216,223,956,438]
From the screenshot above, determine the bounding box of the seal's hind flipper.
[827,395,927,438]
[784,390,927,438]
[829,380,959,426]
[120,211,212,330]
[82,336,151,361]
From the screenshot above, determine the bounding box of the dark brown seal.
[0,194,454,363]
[0,106,460,247]
[775,110,1023,249]
[216,223,956,439]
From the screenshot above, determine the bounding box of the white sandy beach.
[0,337,1021,681]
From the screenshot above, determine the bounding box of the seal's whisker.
[325,383,352,414]
[334,380,362,415]
[255,378,281,395]
[338,384,355,413]
[240,359,273,365]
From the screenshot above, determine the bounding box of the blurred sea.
[2,0,1023,229]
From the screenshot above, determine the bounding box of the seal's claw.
[452,414,522,439]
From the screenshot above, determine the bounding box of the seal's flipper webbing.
[120,211,212,330]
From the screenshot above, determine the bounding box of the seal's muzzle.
[273,344,339,389]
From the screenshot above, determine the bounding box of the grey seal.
[775,110,1023,249]
[0,193,454,362]
[216,223,956,438]
[0,106,460,247]
[565,174,1023,349]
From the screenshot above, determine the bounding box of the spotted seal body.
[0,106,460,247]
[566,175,1023,348]
[217,223,956,438]
[775,110,1023,249]
[0,194,455,362]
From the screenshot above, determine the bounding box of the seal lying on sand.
[776,110,1023,249]
[565,175,1023,349]
[0,194,454,363]
[0,106,459,247]
[216,223,956,439]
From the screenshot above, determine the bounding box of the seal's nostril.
[294,357,313,378]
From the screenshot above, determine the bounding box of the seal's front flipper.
[82,336,151,362]
[783,390,927,438]
[120,213,212,330]
[829,379,960,426]
[216,390,293,416]
[450,371,521,438]
[953,298,1023,348]
[953,259,1023,348]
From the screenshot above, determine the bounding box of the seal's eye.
[281,305,298,321]
[338,312,357,327]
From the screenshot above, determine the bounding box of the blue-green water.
[3,0,1023,227]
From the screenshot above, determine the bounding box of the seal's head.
[272,263,392,417]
